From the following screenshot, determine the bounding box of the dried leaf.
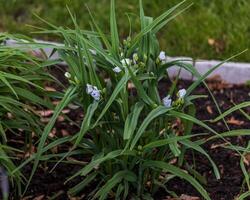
[180,194,200,200]
[33,195,45,200]
[45,86,56,92]
[208,38,215,46]
[49,128,57,138]
[210,142,229,149]
[206,105,213,114]
[36,110,53,117]
[61,129,69,136]
[227,117,244,126]
[243,153,250,166]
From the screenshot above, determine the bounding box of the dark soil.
[8,77,250,200]
[160,79,250,200]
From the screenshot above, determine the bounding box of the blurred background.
[0,0,249,61]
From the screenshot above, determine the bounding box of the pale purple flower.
[158,51,166,61]
[86,84,101,101]
[113,66,122,73]
[91,90,101,101]
[177,89,187,99]
[162,95,172,108]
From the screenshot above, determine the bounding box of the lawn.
[0,0,250,61]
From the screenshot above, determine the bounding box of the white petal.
[162,95,172,108]
[113,66,122,73]
[64,72,71,78]
[121,58,132,67]
[177,89,187,98]
[86,84,93,94]
[158,51,166,61]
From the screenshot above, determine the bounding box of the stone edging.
[5,39,250,84]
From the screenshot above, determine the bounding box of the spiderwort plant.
[0,33,57,198]
[26,0,249,199]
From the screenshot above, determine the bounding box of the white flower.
[64,72,71,79]
[158,51,166,61]
[121,58,132,67]
[112,66,122,73]
[86,84,101,101]
[162,95,172,108]
[177,89,186,99]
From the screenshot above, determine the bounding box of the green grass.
[0,0,250,61]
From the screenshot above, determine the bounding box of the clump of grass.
[0,33,57,199]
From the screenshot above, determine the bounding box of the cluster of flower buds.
[112,58,133,74]
[123,36,131,47]
[162,88,187,108]
[133,53,139,64]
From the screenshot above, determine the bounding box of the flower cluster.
[162,88,186,108]
[86,84,101,101]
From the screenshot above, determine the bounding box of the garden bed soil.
[9,77,250,200]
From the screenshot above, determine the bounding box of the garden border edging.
[5,39,250,84]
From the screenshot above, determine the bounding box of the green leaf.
[180,140,220,179]
[206,129,250,142]
[128,0,187,55]
[211,102,250,122]
[123,102,144,140]
[168,110,217,135]
[25,87,77,194]
[130,106,171,150]
[143,134,206,149]
[69,172,98,196]
[110,0,119,55]
[74,101,99,147]
[237,191,250,200]
[143,160,211,200]
[186,49,248,96]
[94,170,136,200]
[127,67,155,106]
[93,71,130,127]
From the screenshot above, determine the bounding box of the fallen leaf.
[21,195,33,200]
[33,195,45,200]
[206,105,213,114]
[208,36,226,53]
[180,194,200,200]
[210,142,230,149]
[49,128,57,138]
[57,115,65,122]
[45,86,56,92]
[243,153,250,166]
[36,110,53,117]
[164,194,200,200]
[61,129,69,136]
[227,117,244,126]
